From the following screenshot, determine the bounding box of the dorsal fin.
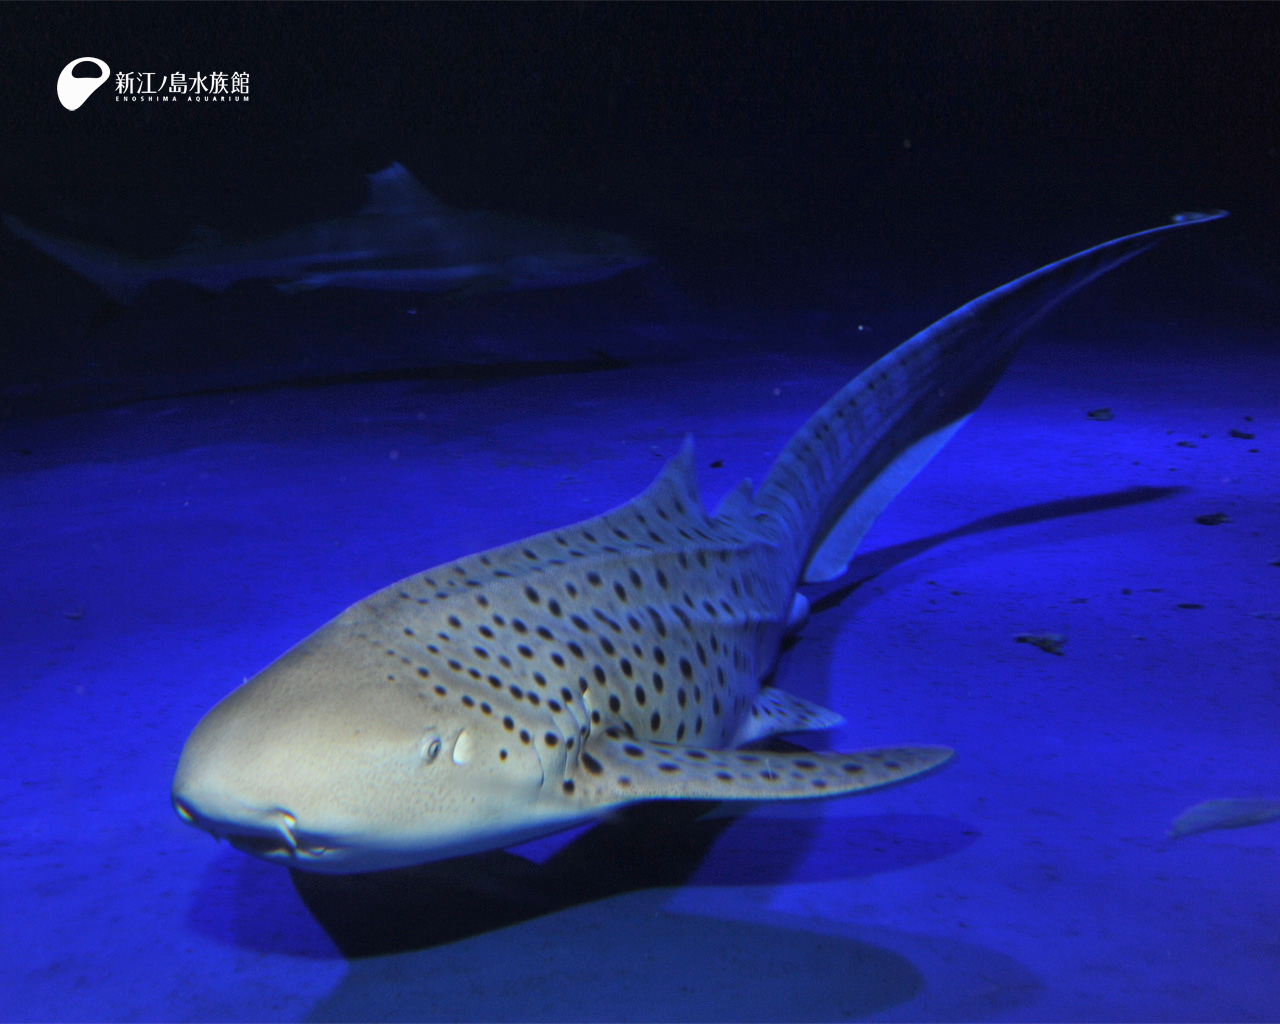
[360,162,449,217]
[626,435,705,524]
[714,477,756,521]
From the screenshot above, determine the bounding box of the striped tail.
[752,211,1227,584]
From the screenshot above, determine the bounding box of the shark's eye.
[422,737,442,764]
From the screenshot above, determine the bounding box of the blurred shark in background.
[3,162,649,303]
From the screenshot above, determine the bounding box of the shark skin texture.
[171,210,1226,875]
[3,162,648,303]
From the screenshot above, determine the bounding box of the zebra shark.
[172,210,1225,873]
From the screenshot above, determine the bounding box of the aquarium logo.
[57,58,251,111]
[57,58,110,111]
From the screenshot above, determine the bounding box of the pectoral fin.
[571,731,952,807]
[732,687,843,745]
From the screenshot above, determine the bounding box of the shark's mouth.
[174,796,333,862]
[226,832,296,858]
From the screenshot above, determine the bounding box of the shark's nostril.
[173,797,196,824]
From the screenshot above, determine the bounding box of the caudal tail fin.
[4,214,149,303]
[752,211,1228,584]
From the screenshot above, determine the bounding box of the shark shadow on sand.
[289,786,974,958]
[808,484,1184,615]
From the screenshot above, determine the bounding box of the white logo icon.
[57,58,111,111]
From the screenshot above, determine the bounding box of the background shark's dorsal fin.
[361,162,449,216]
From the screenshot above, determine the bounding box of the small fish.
[4,163,647,303]
[1170,798,1280,838]
[172,210,1226,873]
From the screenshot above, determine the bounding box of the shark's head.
[171,629,570,874]
[502,221,650,290]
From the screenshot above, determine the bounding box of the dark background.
[1,3,1276,413]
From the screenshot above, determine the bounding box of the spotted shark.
[3,163,647,303]
[172,210,1226,873]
